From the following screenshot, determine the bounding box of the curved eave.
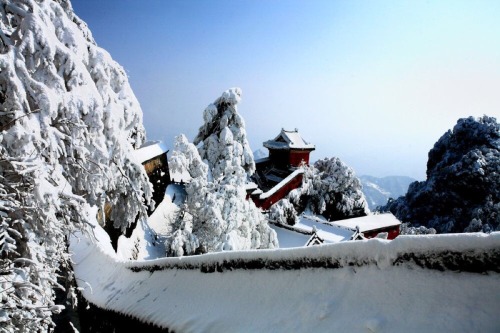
[263,141,316,151]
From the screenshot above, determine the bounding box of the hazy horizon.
[72,0,500,180]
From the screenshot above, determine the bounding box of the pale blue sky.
[72,0,500,180]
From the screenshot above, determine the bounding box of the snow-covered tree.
[164,134,206,256]
[399,223,436,235]
[289,158,369,220]
[381,116,500,233]
[269,198,299,226]
[169,134,208,184]
[194,87,255,179]
[165,89,278,255]
[0,0,152,330]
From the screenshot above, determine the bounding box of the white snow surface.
[117,184,187,260]
[271,215,355,248]
[133,141,168,164]
[298,216,355,242]
[333,213,401,232]
[270,225,312,248]
[245,181,258,191]
[71,218,500,332]
[170,169,192,183]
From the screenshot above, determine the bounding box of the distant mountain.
[253,148,269,160]
[360,175,416,210]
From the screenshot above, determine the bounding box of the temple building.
[250,128,315,209]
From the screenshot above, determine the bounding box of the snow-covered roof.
[133,141,168,164]
[305,233,324,246]
[252,188,263,195]
[245,182,258,191]
[263,129,315,151]
[270,225,312,248]
[332,213,401,233]
[270,215,355,248]
[297,216,355,243]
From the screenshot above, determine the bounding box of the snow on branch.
[164,89,278,256]
[0,0,152,330]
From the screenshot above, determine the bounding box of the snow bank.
[71,223,500,332]
[116,184,188,261]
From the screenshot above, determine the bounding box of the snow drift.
[71,221,500,333]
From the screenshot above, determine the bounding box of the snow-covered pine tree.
[165,89,278,255]
[0,0,152,330]
[268,198,299,226]
[194,87,255,179]
[399,223,436,235]
[164,134,206,256]
[288,157,369,220]
[382,116,500,233]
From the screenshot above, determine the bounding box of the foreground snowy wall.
[71,226,500,333]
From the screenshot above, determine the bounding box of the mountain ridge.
[360,175,416,210]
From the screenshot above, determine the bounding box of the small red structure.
[251,129,314,209]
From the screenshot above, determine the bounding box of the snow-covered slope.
[71,220,500,333]
[360,175,416,210]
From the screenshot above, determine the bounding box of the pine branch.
[0,109,40,132]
